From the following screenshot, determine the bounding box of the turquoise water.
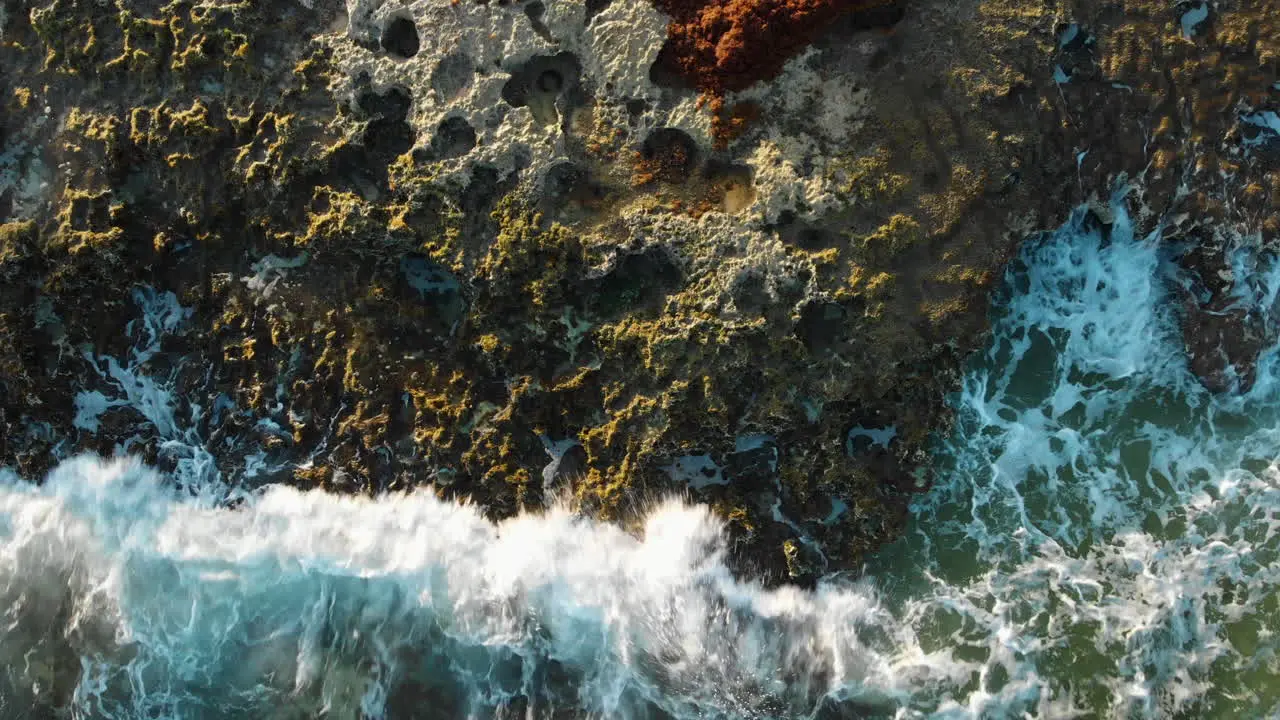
[867,192,1280,717]
[3,192,1280,718]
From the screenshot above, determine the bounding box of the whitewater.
[4,190,1280,719]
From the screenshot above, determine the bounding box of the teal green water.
[864,195,1280,717]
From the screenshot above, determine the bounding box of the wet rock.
[1174,243,1277,393]
[1181,299,1267,393]
[782,538,824,585]
[6,0,1278,590]
[1241,111,1280,166]
[722,435,779,490]
[541,439,587,500]
[795,301,847,354]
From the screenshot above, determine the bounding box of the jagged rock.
[1,0,1277,586]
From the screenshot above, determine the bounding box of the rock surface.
[0,0,1277,583]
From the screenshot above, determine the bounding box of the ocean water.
[4,191,1280,718]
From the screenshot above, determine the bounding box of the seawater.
[4,192,1280,718]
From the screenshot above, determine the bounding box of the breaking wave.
[5,189,1280,718]
[0,457,900,719]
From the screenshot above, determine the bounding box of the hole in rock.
[541,161,587,204]
[729,268,770,315]
[500,53,581,108]
[589,246,683,317]
[867,47,891,72]
[539,160,606,219]
[639,128,699,184]
[786,225,835,250]
[796,300,847,353]
[354,86,414,160]
[431,53,475,102]
[380,16,419,58]
[537,69,563,94]
[705,160,755,213]
[429,116,477,160]
[500,53,582,126]
[522,1,555,41]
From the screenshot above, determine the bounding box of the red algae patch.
[707,98,759,148]
[650,0,904,94]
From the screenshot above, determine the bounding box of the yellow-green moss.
[829,148,911,204]
[857,214,923,262]
[480,197,584,308]
[0,222,36,275]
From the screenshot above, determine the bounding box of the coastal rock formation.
[1,0,1277,583]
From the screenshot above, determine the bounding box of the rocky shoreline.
[1,0,1277,584]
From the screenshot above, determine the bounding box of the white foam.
[72,390,124,433]
[73,288,229,497]
[865,189,1280,716]
[0,456,906,719]
[244,253,309,299]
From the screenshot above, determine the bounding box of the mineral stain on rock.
[649,0,905,93]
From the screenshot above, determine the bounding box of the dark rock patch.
[637,127,699,184]
[538,160,607,220]
[522,1,554,41]
[588,245,683,317]
[380,16,419,58]
[428,115,477,160]
[431,53,475,102]
[354,84,415,161]
[795,301,847,354]
[1174,242,1278,393]
[729,267,770,315]
[585,0,612,25]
